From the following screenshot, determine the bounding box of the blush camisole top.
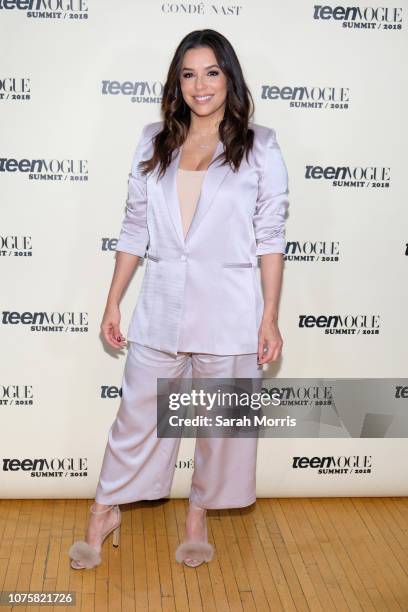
[176,168,207,239]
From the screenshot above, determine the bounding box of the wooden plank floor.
[0,497,408,611]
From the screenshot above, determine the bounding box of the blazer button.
[180,255,187,261]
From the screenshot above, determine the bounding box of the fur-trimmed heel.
[175,503,214,567]
[68,503,121,570]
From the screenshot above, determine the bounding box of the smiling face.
[179,46,227,119]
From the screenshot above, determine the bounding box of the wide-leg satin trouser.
[95,341,263,509]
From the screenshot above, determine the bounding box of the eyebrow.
[181,64,220,71]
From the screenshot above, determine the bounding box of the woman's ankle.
[92,501,112,510]
[189,502,206,512]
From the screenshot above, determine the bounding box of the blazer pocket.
[222,262,255,268]
[147,253,160,262]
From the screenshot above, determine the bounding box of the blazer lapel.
[159,139,231,247]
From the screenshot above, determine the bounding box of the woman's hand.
[257,318,283,364]
[100,303,127,349]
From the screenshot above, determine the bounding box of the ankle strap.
[189,502,206,512]
[90,503,116,514]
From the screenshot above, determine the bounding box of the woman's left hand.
[257,319,283,364]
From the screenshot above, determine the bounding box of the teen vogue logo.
[0,384,34,407]
[285,240,340,263]
[313,5,402,31]
[305,165,390,188]
[0,77,30,101]
[101,385,122,399]
[261,85,350,110]
[101,237,121,252]
[264,384,334,407]
[102,80,163,104]
[2,457,88,478]
[0,157,88,181]
[1,311,89,333]
[161,2,243,16]
[298,314,381,335]
[395,386,408,399]
[0,235,32,257]
[0,0,88,20]
[293,455,373,475]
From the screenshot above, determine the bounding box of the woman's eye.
[182,71,220,79]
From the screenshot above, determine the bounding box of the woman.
[69,28,289,570]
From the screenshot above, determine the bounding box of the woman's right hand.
[100,303,127,349]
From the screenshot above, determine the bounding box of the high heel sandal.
[68,503,121,570]
[175,502,214,567]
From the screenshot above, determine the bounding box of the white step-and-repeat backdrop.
[1,1,407,499]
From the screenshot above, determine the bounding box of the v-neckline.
[178,140,221,173]
[173,140,222,245]
[159,137,230,248]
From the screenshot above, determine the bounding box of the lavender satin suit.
[95,120,289,508]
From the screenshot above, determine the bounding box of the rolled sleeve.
[253,128,289,255]
[115,124,150,257]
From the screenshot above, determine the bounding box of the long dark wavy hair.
[139,29,255,179]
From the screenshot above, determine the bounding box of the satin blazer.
[115,120,289,356]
